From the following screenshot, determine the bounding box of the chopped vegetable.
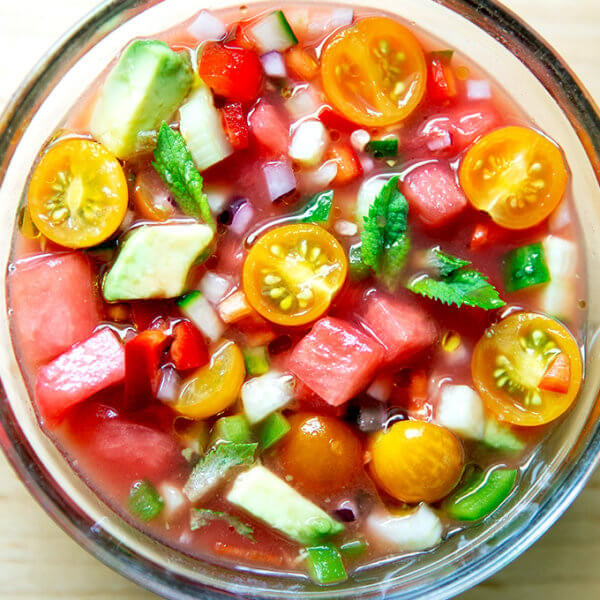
[183,441,257,503]
[435,384,485,440]
[299,189,333,223]
[503,242,551,292]
[289,119,329,167]
[213,541,284,567]
[241,370,295,424]
[326,142,363,185]
[539,352,571,393]
[191,508,255,540]
[259,412,291,450]
[248,10,298,53]
[177,291,225,342]
[339,539,368,558]
[364,138,398,158]
[427,51,457,103]
[285,46,319,80]
[242,346,270,377]
[210,414,253,446]
[217,290,254,324]
[539,236,578,320]
[305,544,348,585]
[481,419,526,453]
[221,102,249,150]
[128,480,164,522]
[444,467,517,521]
[261,50,287,78]
[170,321,209,372]
[262,161,297,202]
[348,243,370,280]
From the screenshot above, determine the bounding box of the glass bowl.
[1,1,599,598]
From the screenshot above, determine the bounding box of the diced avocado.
[91,40,193,158]
[103,224,213,301]
[481,419,526,453]
[226,465,344,545]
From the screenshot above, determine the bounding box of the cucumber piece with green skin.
[91,40,193,158]
[445,467,517,521]
[210,414,253,446]
[128,480,164,522]
[503,242,550,292]
[365,138,399,158]
[481,419,526,453]
[103,224,213,301]
[249,10,298,53]
[242,346,270,376]
[339,539,368,558]
[305,544,347,585]
[259,412,291,450]
[227,465,344,545]
[177,291,224,342]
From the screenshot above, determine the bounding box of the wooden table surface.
[0,1,599,598]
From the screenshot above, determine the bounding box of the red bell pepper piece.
[124,329,170,410]
[170,321,209,371]
[427,52,457,103]
[317,106,357,133]
[539,353,571,394]
[221,102,249,150]
[326,142,364,186]
[199,42,263,103]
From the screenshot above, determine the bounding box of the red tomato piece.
[35,328,125,424]
[403,162,467,227]
[408,369,433,420]
[221,102,249,150]
[170,321,209,371]
[539,352,571,394]
[233,21,256,50]
[361,293,438,365]
[124,330,170,410]
[249,102,289,156]
[470,219,548,250]
[288,317,384,406]
[199,42,263,103]
[326,142,363,186]
[317,107,357,133]
[427,54,457,103]
[9,253,99,365]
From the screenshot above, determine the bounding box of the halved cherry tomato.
[471,312,582,426]
[368,420,464,503]
[173,341,245,419]
[321,17,427,126]
[459,126,568,230]
[243,224,348,326]
[28,138,128,248]
[133,167,174,222]
[278,413,362,493]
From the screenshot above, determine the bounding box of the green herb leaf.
[190,508,256,541]
[183,442,258,503]
[360,176,410,290]
[152,122,214,229]
[300,190,334,223]
[408,250,505,310]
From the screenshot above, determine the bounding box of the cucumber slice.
[249,10,298,53]
[210,414,253,446]
[180,83,233,171]
[305,544,347,585]
[365,138,399,158]
[227,465,344,544]
[259,412,291,449]
[503,242,550,292]
[177,291,224,342]
[540,236,578,321]
[481,419,525,453]
[242,346,270,376]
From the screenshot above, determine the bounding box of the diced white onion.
[466,79,492,100]
[158,483,188,521]
[366,504,442,552]
[299,161,338,192]
[206,187,230,215]
[181,293,225,342]
[366,372,393,402]
[199,272,231,305]
[284,88,320,119]
[289,119,329,167]
[242,371,295,424]
[260,51,287,78]
[543,235,578,278]
[435,384,485,440]
[230,201,255,236]
[426,131,452,152]
[350,129,371,152]
[334,219,358,237]
[540,235,578,320]
[157,367,181,405]
[262,161,296,202]
[188,10,227,41]
[360,155,375,174]
[307,8,354,37]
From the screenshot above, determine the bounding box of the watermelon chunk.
[35,328,125,424]
[9,253,100,365]
[361,293,437,365]
[403,162,467,228]
[288,317,384,406]
[249,101,289,156]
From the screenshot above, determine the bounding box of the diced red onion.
[261,51,287,78]
[188,10,227,41]
[157,367,181,404]
[357,402,388,432]
[466,80,492,101]
[206,188,230,215]
[335,499,359,522]
[299,160,338,191]
[360,155,375,173]
[263,161,296,202]
[230,201,255,236]
[334,220,358,237]
[199,272,232,305]
[426,131,452,152]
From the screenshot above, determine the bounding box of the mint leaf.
[360,176,410,290]
[428,247,470,277]
[300,190,333,223]
[152,122,214,229]
[191,508,255,541]
[183,442,257,503]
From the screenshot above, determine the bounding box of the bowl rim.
[0,1,599,599]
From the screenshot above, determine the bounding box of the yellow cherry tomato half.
[243,224,348,326]
[471,312,582,427]
[27,138,128,248]
[321,17,427,127]
[459,126,568,230]
[173,341,245,419]
[368,420,464,504]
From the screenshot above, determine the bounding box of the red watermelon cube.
[288,317,384,406]
[403,162,467,228]
[35,328,125,424]
[9,253,99,365]
[361,293,438,365]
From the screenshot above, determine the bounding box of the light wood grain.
[0,1,599,598]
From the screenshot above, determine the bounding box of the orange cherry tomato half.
[133,167,175,222]
[27,138,128,248]
[321,17,427,127]
[368,420,464,504]
[471,312,582,427]
[277,413,363,493]
[243,224,348,326]
[459,126,568,230]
